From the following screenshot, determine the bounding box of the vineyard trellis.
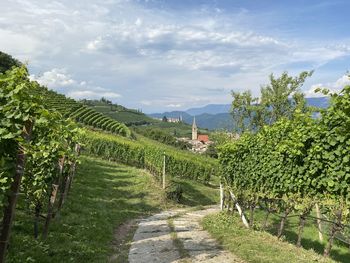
[83,130,219,184]
[219,83,350,256]
[0,66,82,262]
[32,86,131,137]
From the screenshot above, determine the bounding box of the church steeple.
[192,116,198,140]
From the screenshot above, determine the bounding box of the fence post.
[229,190,249,228]
[315,203,323,242]
[162,152,166,189]
[0,121,33,263]
[220,183,224,211]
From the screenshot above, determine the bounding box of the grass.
[171,178,219,207]
[7,155,218,262]
[256,209,350,262]
[202,211,349,263]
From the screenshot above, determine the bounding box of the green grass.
[7,155,218,262]
[171,178,219,206]
[202,212,346,263]
[255,209,350,262]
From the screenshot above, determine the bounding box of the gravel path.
[128,206,244,263]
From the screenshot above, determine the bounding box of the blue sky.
[1,0,349,112]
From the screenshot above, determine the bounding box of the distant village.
[179,117,212,154]
[155,115,213,154]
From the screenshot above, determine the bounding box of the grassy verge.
[171,178,219,207]
[202,212,336,263]
[8,155,218,262]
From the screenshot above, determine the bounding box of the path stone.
[128,206,244,263]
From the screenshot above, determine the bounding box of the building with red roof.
[197,134,209,143]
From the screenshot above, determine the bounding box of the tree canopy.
[230,71,313,134]
[0,51,22,74]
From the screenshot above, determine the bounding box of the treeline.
[0,66,82,262]
[220,83,350,256]
[83,130,218,184]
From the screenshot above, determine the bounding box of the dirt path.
[128,206,244,263]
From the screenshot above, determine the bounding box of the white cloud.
[305,75,350,97]
[67,90,121,100]
[166,104,182,108]
[2,0,350,112]
[30,68,75,88]
[30,68,122,101]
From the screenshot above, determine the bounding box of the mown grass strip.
[202,212,335,263]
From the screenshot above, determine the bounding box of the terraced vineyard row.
[35,87,131,137]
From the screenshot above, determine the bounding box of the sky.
[1,0,350,113]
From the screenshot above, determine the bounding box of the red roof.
[198,134,209,143]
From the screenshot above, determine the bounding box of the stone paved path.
[128,206,244,263]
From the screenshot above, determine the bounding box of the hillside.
[81,99,157,126]
[33,87,131,137]
[80,100,204,139]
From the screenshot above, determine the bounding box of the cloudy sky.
[1,0,350,112]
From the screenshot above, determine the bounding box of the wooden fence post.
[0,121,33,263]
[42,184,59,239]
[220,183,224,211]
[162,152,166,190]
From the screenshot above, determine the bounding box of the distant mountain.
[305,97,330,108]
[186,104,231,115]
[148,97,330,131]
[149,111,192,120]
[148,111,232,130]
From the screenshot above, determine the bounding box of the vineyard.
[0,65,221,262]
[34,87,131,137]
[2,58,350,262]
[219,84,350,257]
[83,130,218,184]
[0,66,82,262]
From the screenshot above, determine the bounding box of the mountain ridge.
[148,97,330,130]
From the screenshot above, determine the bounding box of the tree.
[230,71,313,134]
[261,71,313,124]
[162,116,168,122]
[230,90,258,133]
[0,51,22,74]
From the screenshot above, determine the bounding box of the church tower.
[192,116,198,140]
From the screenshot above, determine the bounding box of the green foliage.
[230,71,313,133]
[220,83,350,227]
[0,66,82,242]
[0,66,44,211]
[0,51,21,74]
[83,130,218,184]
[261,71,313,124]
[31,87,131,137]
[133,127,190,150]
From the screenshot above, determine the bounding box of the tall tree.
[230,90,258,133]
[230,71,313,134]
[261,71,313,124]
